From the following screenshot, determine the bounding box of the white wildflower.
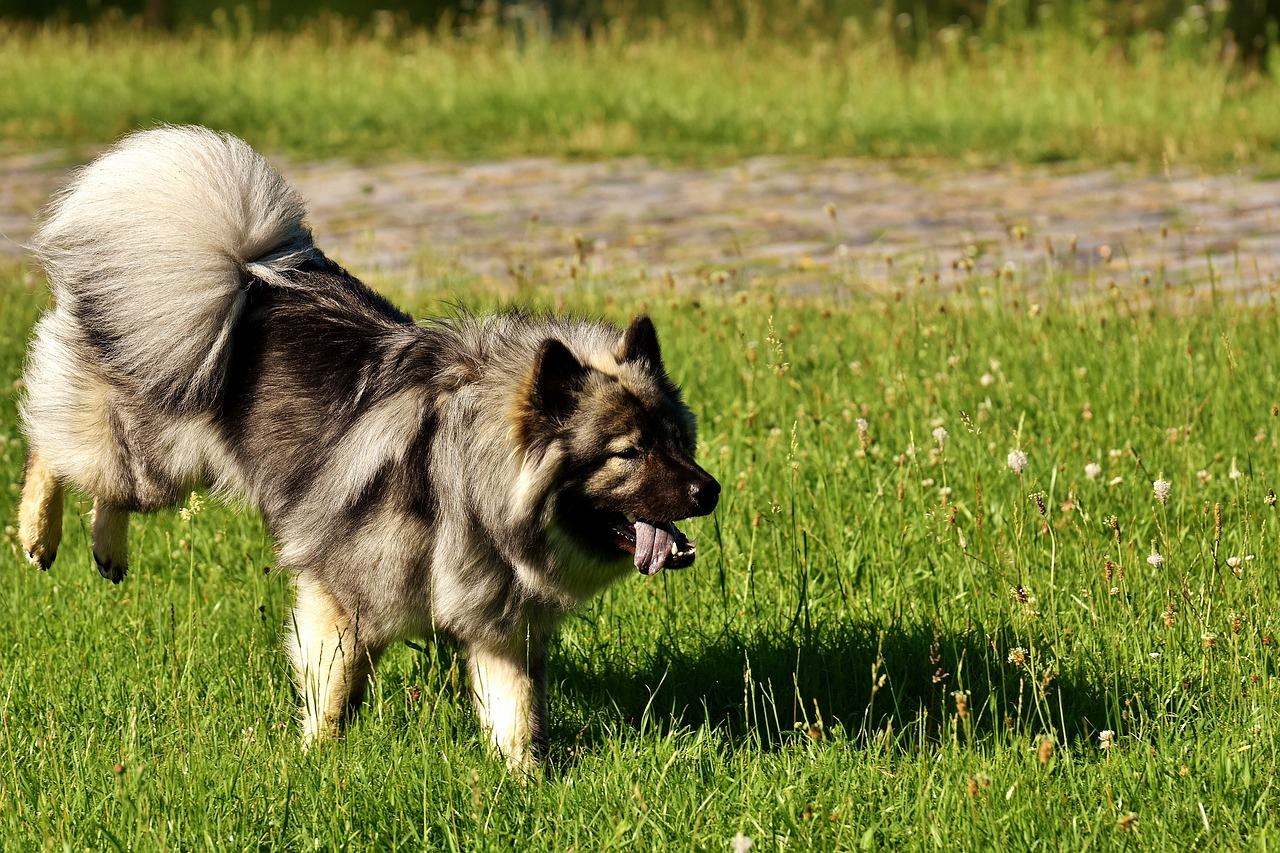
[1007,449,1028,474]
[1153,478,1172,504]
[1109,476,1124,486]
[1098,730,1115,750]
[1085,462,1102,480]
[980,372,995,387]
[1147,550,1164,568]
[933,426,948,446]
[732,833,754,853]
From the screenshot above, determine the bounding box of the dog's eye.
[613,447,642,460]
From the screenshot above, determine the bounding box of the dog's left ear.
[530,338,590,424]
[619,315,663,368]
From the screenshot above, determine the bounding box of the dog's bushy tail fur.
[31,125,318,411]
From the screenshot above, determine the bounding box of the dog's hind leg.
[287,576,381,746]
[467,637,549,774]
[91,500,129,584]
[18,451,63,570]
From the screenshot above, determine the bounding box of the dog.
[16,125,719,770]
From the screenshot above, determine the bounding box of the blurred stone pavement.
[3,150,1279,298]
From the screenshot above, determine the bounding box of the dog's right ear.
[528,338,590,425]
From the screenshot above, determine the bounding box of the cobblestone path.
[3,152,1279,297]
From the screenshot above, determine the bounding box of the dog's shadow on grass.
[553,618,1134,757]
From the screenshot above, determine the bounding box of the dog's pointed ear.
[619,315,663,368]
[530,338,590,424]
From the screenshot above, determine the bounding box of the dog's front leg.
[467,636,548,773]
[287,575,380,746]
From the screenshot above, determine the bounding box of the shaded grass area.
[0,19,1276,170]
[3,256,1280,848]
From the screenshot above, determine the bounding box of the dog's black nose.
[689,475,720,516]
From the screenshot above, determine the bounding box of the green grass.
[4,244,1280,849]
[0,15,1277,170]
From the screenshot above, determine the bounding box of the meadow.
[3,242,1280,849]
[0,3,1278,169]
[4,5,1280,849]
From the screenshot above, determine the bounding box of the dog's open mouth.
[612,514,696,575]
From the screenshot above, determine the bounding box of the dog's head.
[518,315,720,575]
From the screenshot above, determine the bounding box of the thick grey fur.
[19,126,719,767]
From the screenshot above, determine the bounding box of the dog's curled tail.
[31,125,318,411]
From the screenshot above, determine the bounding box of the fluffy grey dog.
[17,126,719,769]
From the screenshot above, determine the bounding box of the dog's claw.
[93,551,126,584]
[23,548,55,571]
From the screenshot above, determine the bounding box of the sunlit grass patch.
[0,18,1278,170]
[2,248,1280,846]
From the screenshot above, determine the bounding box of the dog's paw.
[23,547,56,571]
[93,551,126,584]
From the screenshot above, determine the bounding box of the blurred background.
[2,1,1275,64]
[2,0,1278,169]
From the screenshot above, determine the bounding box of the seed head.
[1007,646,1028,666]
[966,774,991,798]
[1037,737,1055,765]
[1153,478,1172,504]
[1147,550,1164,569]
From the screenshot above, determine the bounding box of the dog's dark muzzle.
[686,468,720,518]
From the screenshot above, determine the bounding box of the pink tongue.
[634,520,675,575]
